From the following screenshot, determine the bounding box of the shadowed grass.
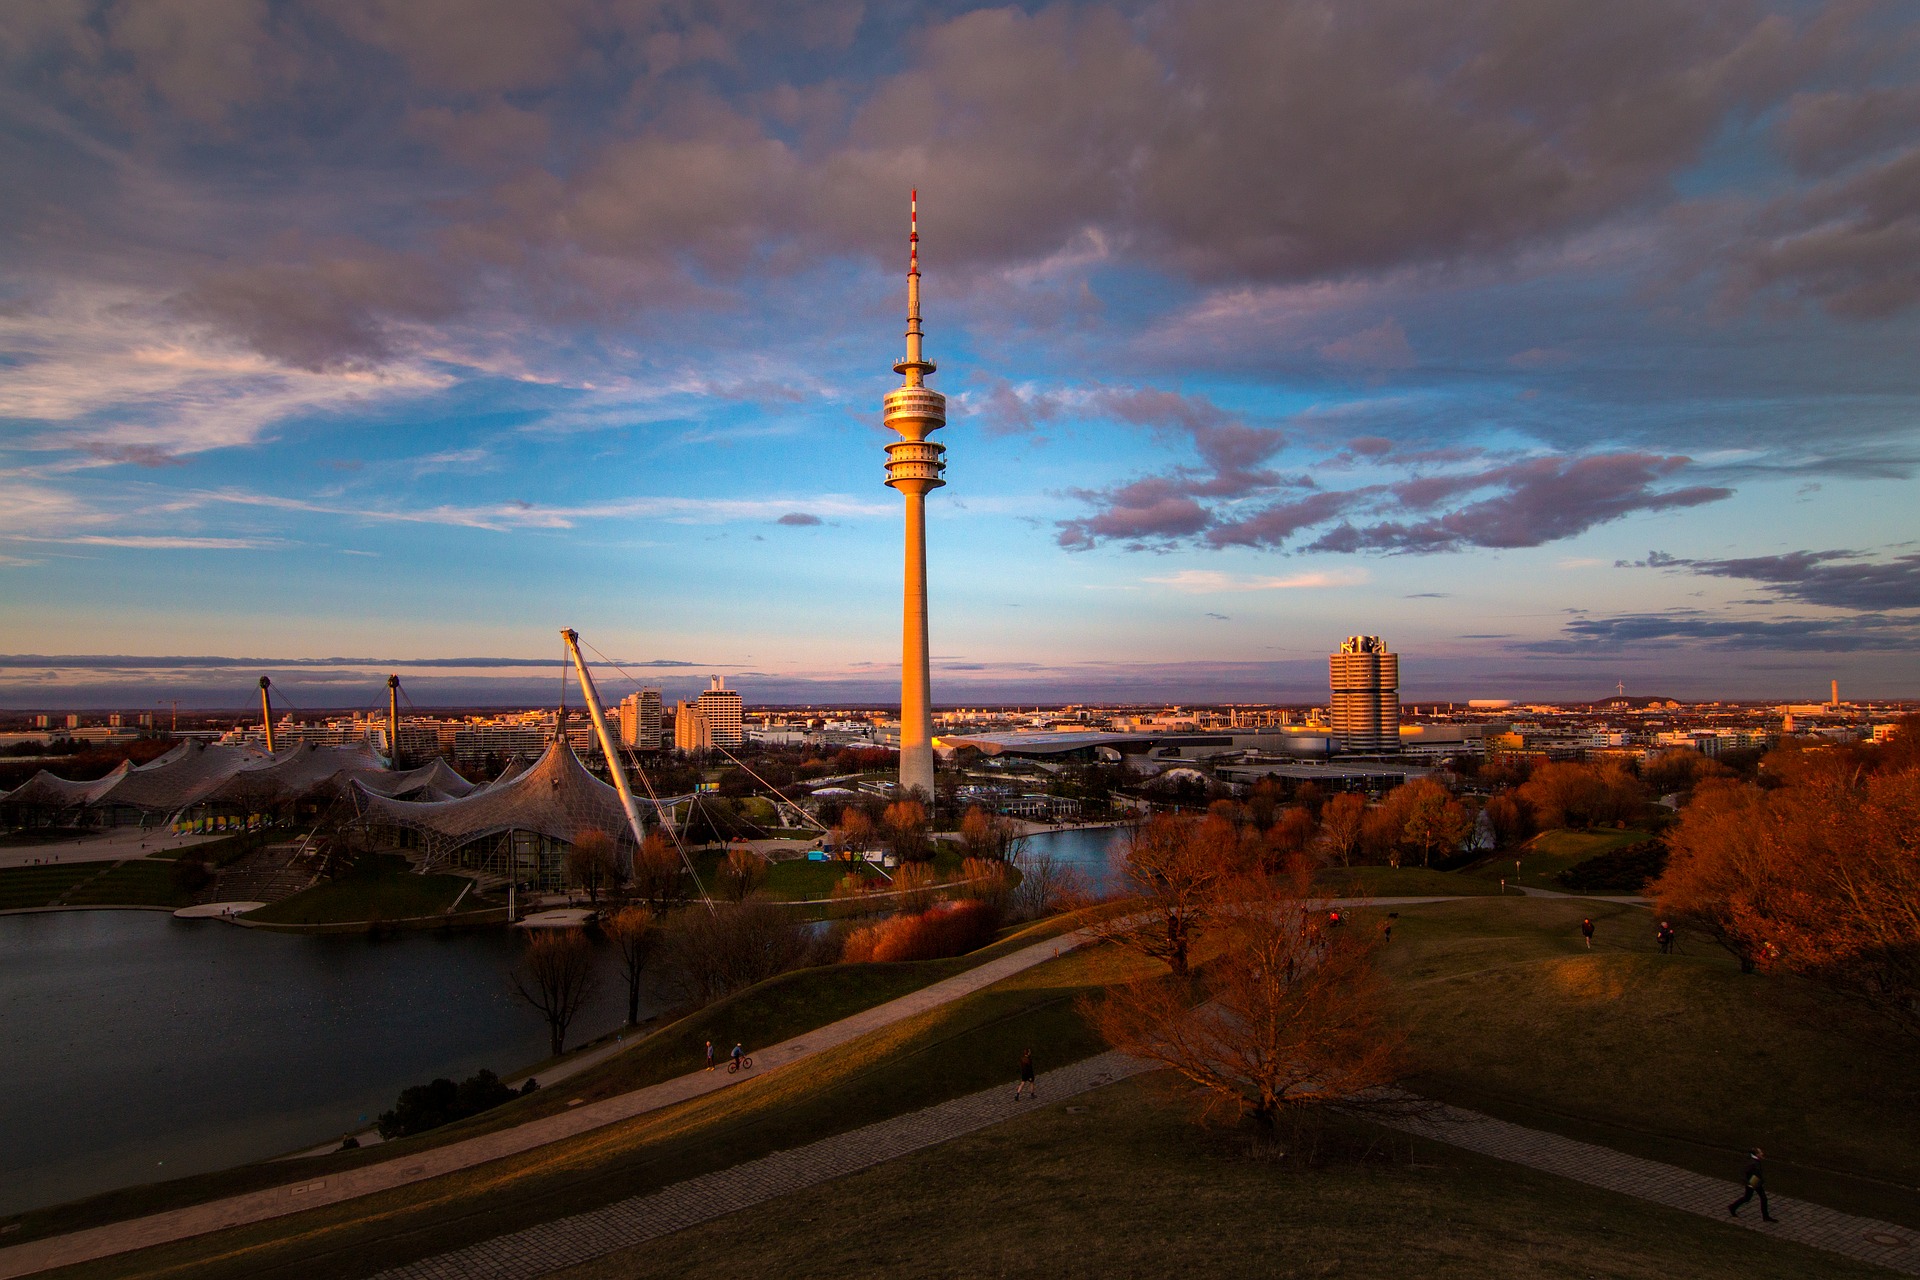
[1468,827,1649,890]
[60,861,189,908]
[44,945,1145,1279]
[1376,895,1920,1226]
[244,872,482,925]
[0,910,1099,1247]
[0,864,97,909]
[546,1075,1891,1280]
[1312,866,1501,897]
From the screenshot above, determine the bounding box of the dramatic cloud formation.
[1,1,1916,700]
[1064,452,1732,554]
[1619,548,1920,612]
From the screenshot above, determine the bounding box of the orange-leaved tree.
[1086,862,1405,1134]
[1656,764,1920,1028]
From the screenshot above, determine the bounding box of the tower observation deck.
[885,191,946,802]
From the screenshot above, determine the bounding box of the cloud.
[1067,451,1732,555]
[1619,548,1920,612]
[1318,317,1414,368]
[173,249,463,372]
[776,512,823,526]
[1204,491,1365,550]
[1204,611,1229,620]
[7,535,276,550]
[1144,568,1367,593]
[1522,611,1920,653]
[1304,454,1732,553]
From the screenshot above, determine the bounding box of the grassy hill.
[245,859,486,925]
[9,896,1911,1277]
[1468,827,1651,891]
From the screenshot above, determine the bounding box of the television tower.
[883,190,946,802]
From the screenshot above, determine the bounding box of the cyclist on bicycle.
[730,1042,746,1071]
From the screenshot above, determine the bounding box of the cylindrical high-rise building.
[1329,636,1400,753]
[883,191,946,801]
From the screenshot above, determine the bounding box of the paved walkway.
[370,1060,1920,1280]
[367,1052,1153,1280]
[0,919,1128,1279]
[1381,1102,1920,1275]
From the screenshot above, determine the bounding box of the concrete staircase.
[202,843,314,905]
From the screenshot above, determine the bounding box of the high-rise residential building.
[883,191,946,801]
[695,677,744,748]
[673,700,711,752]
[1330,635,1401,753]
[619,689,664,749]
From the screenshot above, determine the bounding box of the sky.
[2,0,1918,711]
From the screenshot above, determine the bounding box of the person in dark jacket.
[1580,918,1595,949]
[1728,1148,1777,1222]
[1013,1048,1037,1101]
[1656,921,1676,954]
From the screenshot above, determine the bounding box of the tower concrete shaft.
[883,190,946,803]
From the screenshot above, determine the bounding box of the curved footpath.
[15,901,1904,1280]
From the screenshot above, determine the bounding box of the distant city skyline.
[4,4,1917,705]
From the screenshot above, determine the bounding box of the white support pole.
[562,628,648,875]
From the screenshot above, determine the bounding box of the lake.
[1018,824,1128,891]
[0,911,635,1215]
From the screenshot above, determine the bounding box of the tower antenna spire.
[883,189,947,805]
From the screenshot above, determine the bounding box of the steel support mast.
[561,628,648,869]
[387,674,402,769]
[259,676,276,753]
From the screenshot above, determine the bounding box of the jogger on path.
[1013,1048,1037,1101]
[1729,1148,1777,1222]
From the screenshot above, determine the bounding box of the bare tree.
[602,905,657,1027]
[566,829,620,904]
[833,807,876,860]
[513,929,601,1057]
[1317,792,1366,867]
[1009,843,1090,921]
[1086,866,1406,1136]
[631,830,684,911]
[665,899,810,1007]
[959,805,1020,861]
[1094,814,1231,976]
[891,860,939,913]
[884,798,931,862]
[717,845,767,902]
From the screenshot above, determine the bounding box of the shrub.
[665,898,810,1006]
[840,898,1001,964]
[1557,838,1668,891]
[376,1068,518,1139]
[172,856,212,893]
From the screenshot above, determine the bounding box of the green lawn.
[60,860,191,908]
[244,868,483,925]
[1313,866,1501,897]
[0,863,97,909]
[1467,826,1650,890]
[1377,895,1920,1226]
[553,1078,1887,1280]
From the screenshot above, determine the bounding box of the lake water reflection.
[1018,824,1127,891]
[0,911,633,1215]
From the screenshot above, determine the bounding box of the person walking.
[1013,1048,1037,1101]
[1728,1148,1777,1222]
[1657,920,1676,954]
[1580,918,1595,949]
[705,1040,716,1071]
